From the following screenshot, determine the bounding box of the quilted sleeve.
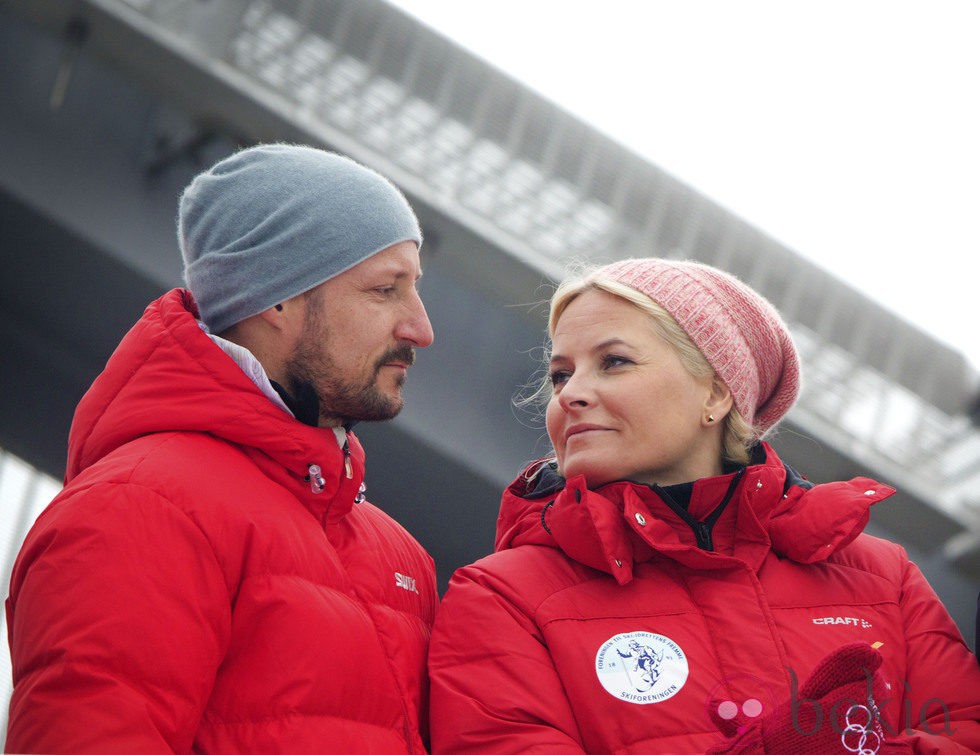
[893,554,980,753]
[5,483,232,754]
[427,564,586,754]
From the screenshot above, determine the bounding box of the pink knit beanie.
[595,258,800,434]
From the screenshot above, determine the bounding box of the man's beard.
[283,313,415,426]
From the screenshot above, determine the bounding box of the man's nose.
[398,290,434,347]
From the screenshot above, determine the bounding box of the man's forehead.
[345,243,422,278]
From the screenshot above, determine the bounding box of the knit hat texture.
[596,258,800,434]
[178,143,422,333]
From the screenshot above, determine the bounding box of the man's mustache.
[375,345,416,371]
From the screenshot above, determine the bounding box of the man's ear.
[255,303,285,327]
[256,292,306,330]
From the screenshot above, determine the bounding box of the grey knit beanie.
[178,143,422,333]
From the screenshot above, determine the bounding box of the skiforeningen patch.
[595,631,689,704]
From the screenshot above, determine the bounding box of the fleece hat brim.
[178,143,422,334]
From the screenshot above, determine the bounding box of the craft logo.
[811,616,873,628]
[595,631,689,704]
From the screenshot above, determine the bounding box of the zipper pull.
[306,463,326,494]
[343,440,353,479]
[696,521,714,551]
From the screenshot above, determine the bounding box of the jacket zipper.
[695,521,713,550]
[653,468,745,553]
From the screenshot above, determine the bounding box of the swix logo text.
[395,572,418,593]
[812,616,872,628]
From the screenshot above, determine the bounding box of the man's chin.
[381,395,405,419]
[357,391,403,422]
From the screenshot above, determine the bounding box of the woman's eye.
[602,354,632,369]
[549,369,571,387]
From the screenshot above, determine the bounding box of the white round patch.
[595,631,689,704]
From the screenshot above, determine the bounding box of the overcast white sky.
[389,1,979,371]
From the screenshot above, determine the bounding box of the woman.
[428,258,980,753]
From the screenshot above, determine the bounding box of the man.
[5,144,438,752]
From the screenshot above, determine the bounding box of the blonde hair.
[534,271,758,466]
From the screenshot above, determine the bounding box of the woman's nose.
[557,371,592,411]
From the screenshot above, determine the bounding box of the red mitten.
[707,643,913,754]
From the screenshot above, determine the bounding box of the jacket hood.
[495,443,894,583]
[66,289,365,523]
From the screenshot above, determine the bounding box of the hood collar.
[495,443,894,582]
[67,289,365,524]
